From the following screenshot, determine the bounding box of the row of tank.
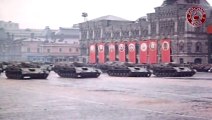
[0,61,197,80]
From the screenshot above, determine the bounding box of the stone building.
[79,0,212,64]
[0,22,81,62]
[0,21,19,30]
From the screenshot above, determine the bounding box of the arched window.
[59,48,62,52]
[69,48,72,52]
[195,42,202,52]
[179,58,184,64]
[187,42,192,53]
[194,58,202,64]
[179,42,184,52]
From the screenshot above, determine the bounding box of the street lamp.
[81,12,89,63]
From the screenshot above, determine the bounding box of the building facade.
[79,0,212,64]
[0,23,81,62]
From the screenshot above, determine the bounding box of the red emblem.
[186,6,206,27]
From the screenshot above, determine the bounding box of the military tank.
[5,62,50,79]
[151,63,196,77]
[191,64,212,72]
[106,62,151,77]
[95,61,118,73]
[0,62,9,72]
[53,62,101,78]
[0,63,3,74]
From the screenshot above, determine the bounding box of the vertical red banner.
[148,40,157,64]
[118,42,126,62]
[108,43,116,62]
[98,43,105,64]
[161,39,171,63]
[89,44,96,63]
[140,41,148,64]
[207,25,212,34]
[128,42,136,63]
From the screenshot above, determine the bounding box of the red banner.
[140,41,148,64]
[207,25,212,34]
[148,40,157,64]
[118,42,126,62]
[89,44,96,63]
[108,43,116,62]
[98,43,105,64]
[128,42,136,63]
[161,39,171,63]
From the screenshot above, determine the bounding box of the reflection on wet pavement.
[0,72,212,120]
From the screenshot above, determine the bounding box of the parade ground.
[0,72,212,120]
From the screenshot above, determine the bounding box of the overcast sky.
[0,0,211,29]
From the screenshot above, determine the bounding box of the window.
[76,48,79,52]
[195,42,202,52]
[187,42,192,53]
[69,48,72,52]
[178,20,185,33]
[47,49,50,53]
[179,42,184,52]
[59,48,62,52]
[27,48,30,52]
[194,58,202,64]
[151,22,156,35]
[37,48,40,53]
[179,58,184,64]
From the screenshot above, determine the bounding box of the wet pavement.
[0,72,212,120]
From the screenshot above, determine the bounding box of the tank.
[191,64,212,72]
[5,62,50,79]
[95,62,117,73]
[106,62,151,77]
[0,63,3,74]
[53,62,101,78]
[0,62,9,72]
[151,63,196,77]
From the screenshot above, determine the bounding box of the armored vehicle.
[151,63,196,77]
[0,63,3,74]
[5,62,50,79]
[95,61,118,73]
[106,62,151,77]
[191,64,212,72]
[0,62,9,72]
[53,62,101,78]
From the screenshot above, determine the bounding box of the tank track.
[107,69,151,77]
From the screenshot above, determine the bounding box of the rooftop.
[91,15,129,21]
[161,0,210,7]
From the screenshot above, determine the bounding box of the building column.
[111,30,114,38]
[148,23,151,35]
[92,30,95,39]
[100,28,103,39]
[156,21,159,35]
[86,30,89,39]
[185,21,188,32]
[175,20,178,33]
